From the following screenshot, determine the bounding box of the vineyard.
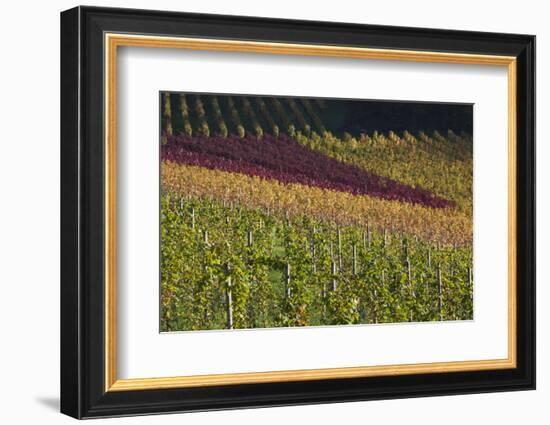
[160,92,474,331]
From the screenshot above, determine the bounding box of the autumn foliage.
[159,93,473,331]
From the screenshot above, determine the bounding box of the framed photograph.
[60,6,535,419]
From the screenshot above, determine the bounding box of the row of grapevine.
[293,130,473,213]
[160,94,473,231]
[179,94,193,136]
[286,98,311,135]
[162,94,472,161]
[270,97,293,135]
[162,92,173,136]
[162,93,331,139]
[301,98,327,135]
[254,97,280,137]
[160,193,473,331]
[162,133,454,208]
[162,161,472,245]
[211,96,229,137]
[194,96,210,137]
[241,97,264,139]
[161,94,472,173]
[226,96,246,138]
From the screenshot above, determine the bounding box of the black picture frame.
[61,5,535,419]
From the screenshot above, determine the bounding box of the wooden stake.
[322,283,327,320]
[285,263,291,298]
[331,262,337,291]
[226,276,233,330]
[407,257,414,321]
[337,228,342,270]
[438,265,443,321]
[352,244,357,275]
[373,288,378,324]
[312,227,316,273]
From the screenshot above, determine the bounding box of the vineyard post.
[427,244,432,268]
[331,262,337,291]
[373,286,378,324]
[352,244,357,275]
[247,229,253,247]
[203,229,209,245]
[437,265,443,321]
[311,227,316,273]
[407,257,413,322]
[337,228,342,271]
[383,228,387,247]
[226,274,234,330]
[285,263,291,298]
[375,270,386,324]
[191,208,195,229]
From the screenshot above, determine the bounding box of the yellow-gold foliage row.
[162,161,472,246]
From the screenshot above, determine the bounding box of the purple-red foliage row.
[161,134,454,209]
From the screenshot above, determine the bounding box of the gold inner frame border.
[104,33,517,392]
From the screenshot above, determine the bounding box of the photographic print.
[160,93,473,332]
[61,9,535,417]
